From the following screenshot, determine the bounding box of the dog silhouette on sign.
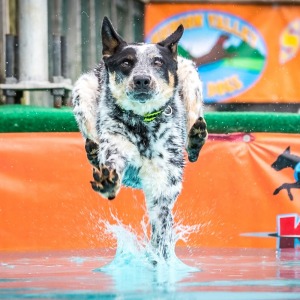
[271,146,300,201]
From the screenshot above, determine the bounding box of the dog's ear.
[158,25,184,59]
[101,16,126,59]
[284,146,291,154]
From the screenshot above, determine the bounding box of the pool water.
[1,247,300,300]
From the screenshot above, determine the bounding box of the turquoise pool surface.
[1,247,300,300]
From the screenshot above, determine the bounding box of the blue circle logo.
[146,11,267,103]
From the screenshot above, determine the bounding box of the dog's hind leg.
[187,116,208,162]
[177,57,204,132]
[177,57,208,162]
[150,204,174,261]
[140,157,184,262]
[273,181,300,201]
[72,71,102,169]
[72,72,100,143]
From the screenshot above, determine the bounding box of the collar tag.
[163,105,172,116]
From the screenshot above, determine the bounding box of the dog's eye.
[121,60,132,68]
[153,58,163,67]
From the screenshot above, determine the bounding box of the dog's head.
[101,17,184,115]
[271,146,293,171]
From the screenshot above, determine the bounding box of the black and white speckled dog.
[72,17,207,259]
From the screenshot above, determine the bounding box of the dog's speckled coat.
[72,17,207,259]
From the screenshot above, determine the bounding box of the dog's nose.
[133,75,151,90]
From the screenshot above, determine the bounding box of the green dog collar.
[120,105,172,123]
[143,106,173,123]
[143,110,163,122]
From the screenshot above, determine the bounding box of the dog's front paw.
[90,164,121,200]
[85,138,99,168]
[187,116,208,162]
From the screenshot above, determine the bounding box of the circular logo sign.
[146,11,267,103]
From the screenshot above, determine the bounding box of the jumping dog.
[72,17,208,259]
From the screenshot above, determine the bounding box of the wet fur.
[72,17,207,259]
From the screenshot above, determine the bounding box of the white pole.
[0,0,8,83]
[18,0,48,83]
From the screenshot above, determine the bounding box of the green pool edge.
[1,104,300,134]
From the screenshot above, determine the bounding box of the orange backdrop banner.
[0,132,300,251]
[145,3,300,104]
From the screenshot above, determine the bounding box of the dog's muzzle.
[129,75,154,103]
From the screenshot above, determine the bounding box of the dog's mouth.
[129,92,153,103]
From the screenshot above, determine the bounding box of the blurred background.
[0,0,299,112]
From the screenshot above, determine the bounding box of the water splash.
[94,211,201,291]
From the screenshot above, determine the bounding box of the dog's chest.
[124,118,176,159]
[121,118,182,189]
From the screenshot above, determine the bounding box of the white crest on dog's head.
[101,17,185,116]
